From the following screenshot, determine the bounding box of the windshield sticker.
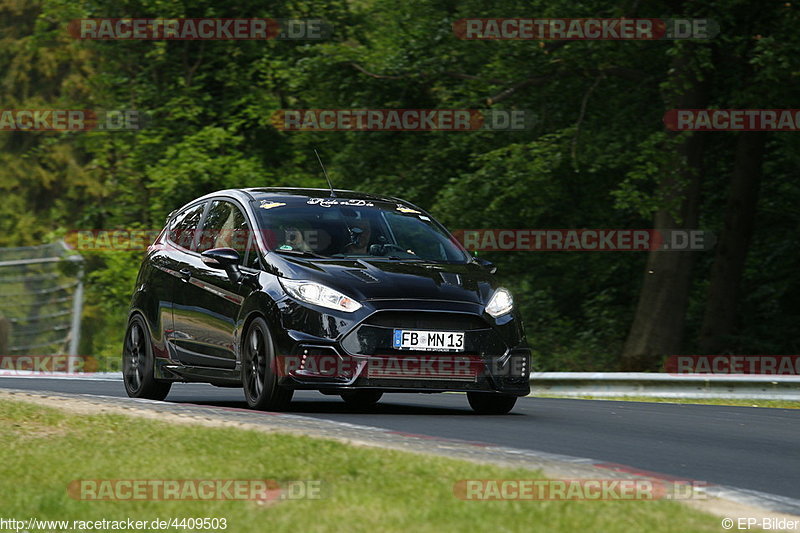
[396,204,421,214]
[306,198,375,208]
[259,201,286,210]
[419,215,431,221]
[278,244,293,250]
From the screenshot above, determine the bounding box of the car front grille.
[340,311,504,357]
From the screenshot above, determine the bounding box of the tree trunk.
[698,133,767,353]
[619,54,707,371]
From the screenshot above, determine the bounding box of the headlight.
[280,279,362,313]
[485,287,513,318]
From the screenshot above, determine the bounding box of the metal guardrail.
[530,372,800,400]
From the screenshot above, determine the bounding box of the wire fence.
[0,241,84,356]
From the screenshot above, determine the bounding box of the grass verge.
[0,398,733,533]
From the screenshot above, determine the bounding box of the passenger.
[281,225,314,252]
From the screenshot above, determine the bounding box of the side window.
[197,200,254,265]
[168,203,206,251]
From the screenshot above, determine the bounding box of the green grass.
[532,395,799,409]
[0,399,733,533]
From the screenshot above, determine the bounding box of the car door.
[171,198,254,368]
[154,201,206,360]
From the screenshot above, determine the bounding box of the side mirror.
[202,248,243,282]
[473,257,497,274]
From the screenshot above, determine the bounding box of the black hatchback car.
[123,188,530,414]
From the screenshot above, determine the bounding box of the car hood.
[269,256,498,304]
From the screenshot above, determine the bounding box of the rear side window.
[197,200,254,265]
[168,202,206,250]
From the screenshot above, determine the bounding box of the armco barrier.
[530,372,800,400]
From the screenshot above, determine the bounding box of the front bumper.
[273,299,531,396]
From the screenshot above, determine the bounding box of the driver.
[343,219,372,255]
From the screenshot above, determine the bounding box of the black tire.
[340,390,383,409]
[467,392,517,414]
[242,317,293,411]
[122,315,171,401]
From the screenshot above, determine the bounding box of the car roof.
[191,187,407,205]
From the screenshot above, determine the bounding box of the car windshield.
[251,197,470,263]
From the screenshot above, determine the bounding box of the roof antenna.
[314,149,337,198]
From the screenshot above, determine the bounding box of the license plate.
[392,329,465,352]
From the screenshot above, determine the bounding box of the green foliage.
[611,131,689,220]
[0,0,798,367]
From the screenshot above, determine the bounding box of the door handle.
[178,268,192,281]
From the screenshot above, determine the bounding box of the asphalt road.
[2,377,798,503]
